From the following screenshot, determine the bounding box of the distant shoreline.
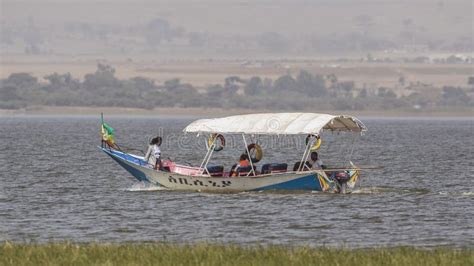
[0,106,473,118]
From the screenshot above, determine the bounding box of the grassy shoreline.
[1,242,473,266]
[1,105,473,118]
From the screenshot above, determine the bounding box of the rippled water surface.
[0,116,473,247]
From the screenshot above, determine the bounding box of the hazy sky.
[2,0,471,34]
[1,0,471,58]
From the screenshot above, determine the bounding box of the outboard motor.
[334,172,351,194]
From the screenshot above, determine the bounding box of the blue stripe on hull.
[107,149,147,166]
[255,174,322,191]
[104,150,150,182]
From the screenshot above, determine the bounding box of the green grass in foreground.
[1,242,473,266]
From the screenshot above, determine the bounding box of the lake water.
[0,116,473,247]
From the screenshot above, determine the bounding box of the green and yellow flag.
[101,113,115,144]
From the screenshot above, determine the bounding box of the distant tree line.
[1,64,473,111]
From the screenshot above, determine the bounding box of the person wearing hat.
[145,136,162,170]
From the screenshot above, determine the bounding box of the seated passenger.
[310,151,324,169]
[230,154,250,176]
[293,152,325,171]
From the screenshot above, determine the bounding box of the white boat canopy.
[184,113,367,135]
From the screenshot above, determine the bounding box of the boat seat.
[205,165,225,177]
[293,161,312,171]
[261,163,288,174]
[236,165,257,176]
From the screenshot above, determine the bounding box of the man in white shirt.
[145,136,162,170]
[310,151,324,169]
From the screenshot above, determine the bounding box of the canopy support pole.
[242,134,256,176]
[346,133,357,165]
[297,137,313,172]
[199,134,216,176]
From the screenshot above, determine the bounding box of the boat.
[100,112,367,193]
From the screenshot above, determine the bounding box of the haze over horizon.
[1,0,472,58]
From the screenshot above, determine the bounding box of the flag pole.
[100,113,104,148]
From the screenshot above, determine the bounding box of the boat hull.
[102,148,350,193]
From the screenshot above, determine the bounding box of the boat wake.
[351,186,431,194]
[125,181,169,192]
[353,189,474,196]
[438,191,474,196]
